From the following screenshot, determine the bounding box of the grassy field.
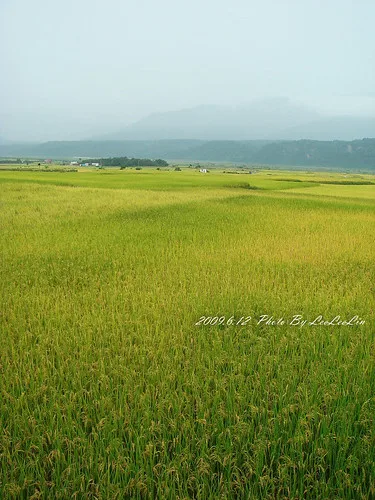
[1,167,375,499]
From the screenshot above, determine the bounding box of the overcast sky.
[1,0,374,141]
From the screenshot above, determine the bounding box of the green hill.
[0,138,374,170]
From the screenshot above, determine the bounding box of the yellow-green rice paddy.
[1,167,375,498]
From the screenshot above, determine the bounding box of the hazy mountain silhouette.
[95,98,321,140]
[93,98,375,141]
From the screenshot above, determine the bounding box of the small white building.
[91,163,100,167]
[70,161,78,165]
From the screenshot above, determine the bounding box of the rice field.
[1,167,375,499]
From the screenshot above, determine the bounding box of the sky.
[1,0,374,141]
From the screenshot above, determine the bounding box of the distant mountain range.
[1,138,374,170]
[1,98,374,169]
[91,98,375,142]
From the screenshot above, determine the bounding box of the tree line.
[86,157,169,167]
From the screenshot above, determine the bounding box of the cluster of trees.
[86,157,168,167]
[0,159,22,164]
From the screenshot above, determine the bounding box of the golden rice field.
[1,167,375,499]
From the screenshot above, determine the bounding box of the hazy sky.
[1,0,374,141]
